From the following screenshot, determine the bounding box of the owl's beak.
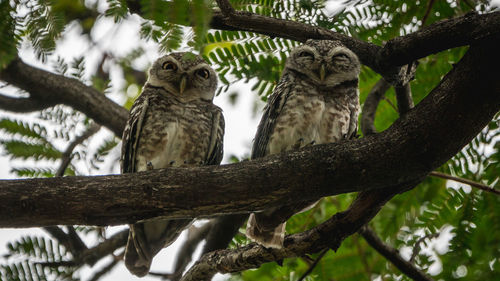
[179,75,187,94]
[319,64,326,82]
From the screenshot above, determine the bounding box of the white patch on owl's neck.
[147,75,180,96]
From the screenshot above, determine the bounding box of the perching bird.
[246,39,361,248]
[121,52,223,276]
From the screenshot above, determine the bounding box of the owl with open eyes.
[121,52,224,276]
[246,39,361,248]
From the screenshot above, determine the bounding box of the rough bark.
[0,36,498,228]
[0,58,128,137]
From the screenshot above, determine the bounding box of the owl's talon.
[292,138,304,149]
[147,162,154,170]
[169,161,176,165]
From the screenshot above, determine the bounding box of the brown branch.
[215,0,235,16]
[359,226,434,281]
[88,252,123,281]
[395,83,415,115]
[360,78,391,136]
[0,37,498,228]
[0,92,56,112]
[378,12,500,66]
[0,58,128,136]
[56,123,101,177]
[79,229,129,266]
[429,171,500,195]
[421,0,437,26]
[410,232,440,263]
[179,186,406,281]
[170,222,214,281]
[43,226,86,257]
[127,1,500,86]
[297,248,328,281]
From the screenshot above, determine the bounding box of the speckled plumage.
[121,53,223,276]
[246,40,361,248]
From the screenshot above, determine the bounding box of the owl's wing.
[205,106,225,166]
[347,89,360,139]
[251,74,293,159]
[121,92,150,173]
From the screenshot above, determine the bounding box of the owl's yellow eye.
[162,61,178,71]
[196,69,210,79]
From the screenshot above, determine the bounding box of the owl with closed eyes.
[246,39,361,248]
[121,52,224,276]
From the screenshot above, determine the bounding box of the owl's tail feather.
[124,219,192,277]
[246,213,286,249]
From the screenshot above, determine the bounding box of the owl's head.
[147,52,218,101]
[285,39,360,87]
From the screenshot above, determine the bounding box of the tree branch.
[359,226,434,281]
[180,186,406,281]
[0,92,56,112]
[56,123,101,177]
[215,0,235,16]
[410,232,440,263]
[297,248,328,281]
[360,78,391,136]
[395,83,415,115]
[429,171,500,195]
[0,37,498,228]
[125,2,498,85]
[170,222,214,281]
[0,58,128,136]
[79,229,128,266]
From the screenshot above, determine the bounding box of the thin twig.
[56,123,101,177]
[80,229,129,266]
[87,252,123,281]
[297,248,328,281]
[410,232,440,263]
[359,226,434,281]
[421,0,437,26]
[170,222,214,281]
[43,226,88,263]
[360,78,391,136]
[429,171,500,195]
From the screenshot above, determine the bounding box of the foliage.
[1,236,78,281]
[0,0,498,281]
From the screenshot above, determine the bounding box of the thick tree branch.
[359,226,434,281]
[126,2,498,85]
[378,11,500,66]
[180,186,406,281]
[0,37,498,228]
[0,58,128,136]
[0,92,56,112]
[395,83,415,115]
